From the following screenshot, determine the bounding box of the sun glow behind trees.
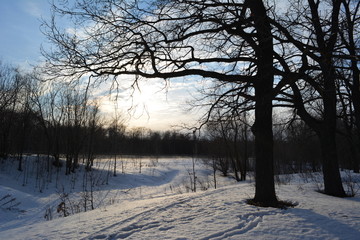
[97,77,201,131]
[0,0,200,131]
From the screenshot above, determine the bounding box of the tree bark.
[302,0,345,197]
[319,128,346,196]
[320,66,346,197]
[248,0,278,206]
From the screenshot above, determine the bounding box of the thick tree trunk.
[343,0,360,173]
[248,0,278,206]
[349,140,360,173]
[350,62,360,173]
[252,99,277,205]
[295,83,346,197]
[316,75,346,196]
[319,129,346,197]
[308,0,345,197]
[319,51,346,197]
[319,103,346,197]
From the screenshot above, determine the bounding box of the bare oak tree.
[42,0,281,206]
[272,0,349,197]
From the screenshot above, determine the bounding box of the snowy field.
[1,156,360,240]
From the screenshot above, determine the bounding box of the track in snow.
[83,186,275,240]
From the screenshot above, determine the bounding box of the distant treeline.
[1,106,356,177]
[0,61,358,177]
[0,109,199,157]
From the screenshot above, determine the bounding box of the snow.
[1,156,360,239]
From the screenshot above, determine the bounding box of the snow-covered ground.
[1,156,360,239]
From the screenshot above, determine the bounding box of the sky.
[0,0,199,131]
[0,0,49,67]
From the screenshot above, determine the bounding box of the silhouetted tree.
[272,0,347,197]
[0,61,22,159]
[42,0,281,206]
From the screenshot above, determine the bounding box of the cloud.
[23,1,43,18]
[92,75,201,131]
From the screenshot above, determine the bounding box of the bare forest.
[1,0,359,209]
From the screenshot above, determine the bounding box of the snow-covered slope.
[1,157,360,239]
